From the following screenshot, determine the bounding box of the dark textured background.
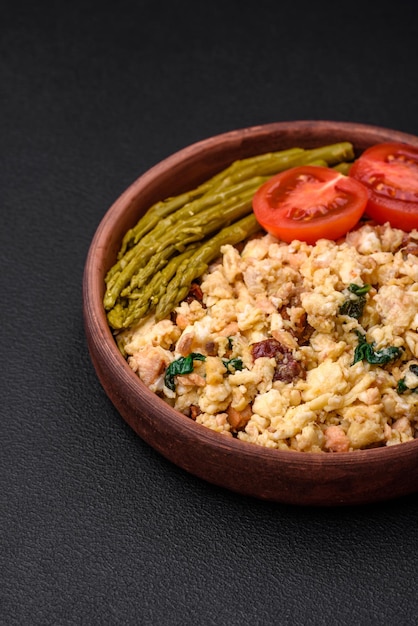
[2,1,418,624]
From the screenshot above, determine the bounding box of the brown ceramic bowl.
[83,120,418,506]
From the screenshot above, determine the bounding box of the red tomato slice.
[349,142,418,230]
[252,165,368,244]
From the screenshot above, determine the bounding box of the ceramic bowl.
[83,120,418,506]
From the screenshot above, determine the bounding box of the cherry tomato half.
[349,142,418,230]
[252,165,368,244]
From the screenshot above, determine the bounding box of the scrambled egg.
[121,222,418,453]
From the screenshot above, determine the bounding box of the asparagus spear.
[118,180,261,300]
[117,185,209,259]
[104,178,266,309]
[108,244,199,329]
[206,142,354,192]
[116,147,305,257]
[154,213,261,321]
[333,161,353,175]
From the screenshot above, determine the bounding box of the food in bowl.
[104,138,418,454]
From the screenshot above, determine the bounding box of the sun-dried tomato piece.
[251,338,304,383]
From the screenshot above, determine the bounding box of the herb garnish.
[339,283,371,319]
[222,358,244,373]
[164,353,206,391]
[397,378,409,394]
[397,364,418,394]
[352,331,403,366]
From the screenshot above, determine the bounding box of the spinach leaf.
[352,331,403,366]
[339,283,371,319]
[348,284,371,296]
[397,364,418,394]
[222,357,244,373]
[164,353,206,391]
[397,378,409,394]
[339,299,365,319]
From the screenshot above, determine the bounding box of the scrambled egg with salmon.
[119,222,418,453]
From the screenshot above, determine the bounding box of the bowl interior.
[83,120,418,506]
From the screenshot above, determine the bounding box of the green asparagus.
[154,213,261,321]
[104,180,265,310]
[108,244,199,329]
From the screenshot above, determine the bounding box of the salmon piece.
[132,346,170,387]
[324,425,351,453]
[179,373,206,387]
[227,404,252,430]
[176,332,194,356]
[176,314,190,330]
[219,322,239,337]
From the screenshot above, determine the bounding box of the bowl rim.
[83,119,418,504]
